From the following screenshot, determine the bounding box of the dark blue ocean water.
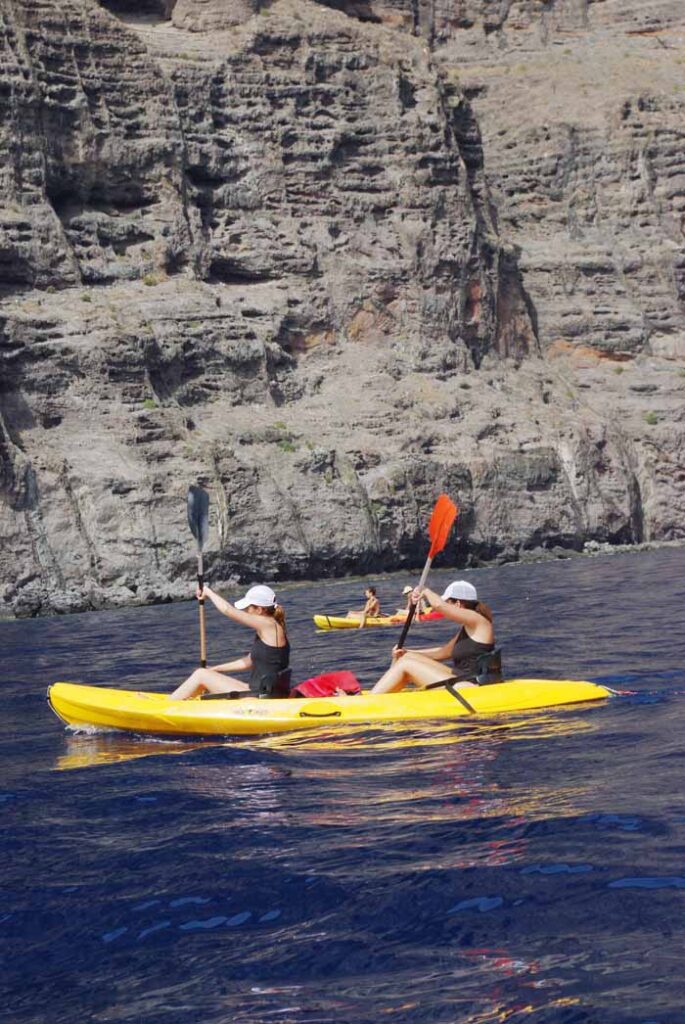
[1,548,684,1024]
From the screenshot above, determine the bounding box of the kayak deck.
[48,679,610,738]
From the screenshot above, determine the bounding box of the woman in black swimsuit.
[170,584,290,700]
[370,580,496,694]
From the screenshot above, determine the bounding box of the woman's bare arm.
[419,586,493,642]
[209,654,252,673]
[201,586,265,630]
[396,636,458,662]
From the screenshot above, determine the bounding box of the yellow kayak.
[48,679,610,737]
[313,612,444,630]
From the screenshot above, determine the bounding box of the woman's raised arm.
[200,586,265,630]
[418,586,482,631]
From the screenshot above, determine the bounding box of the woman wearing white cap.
[170,584,290,700]
[371,580,497,693]
[396,585,430,620]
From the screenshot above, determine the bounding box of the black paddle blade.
[187,485,209,550]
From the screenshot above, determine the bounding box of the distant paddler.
[345,586,381,629]
[395,584,431,620]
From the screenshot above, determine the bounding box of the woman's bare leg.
[170,669,250,701]
[371,652,454,694]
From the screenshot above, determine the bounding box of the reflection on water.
[54,705,597,770]
[55,735,225,771]
[2,547,685,1023]
[261,706,598,752]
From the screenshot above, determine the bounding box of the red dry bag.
[290,671,362,698]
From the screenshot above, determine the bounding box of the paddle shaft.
[197,549,207,668]
[396,556,433,649]
[187,485,210,669]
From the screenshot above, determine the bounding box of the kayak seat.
[423,647,503,690]
[266,668,292,699]
[476,647,503,686]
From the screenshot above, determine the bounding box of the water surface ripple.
[1,549,684,1023]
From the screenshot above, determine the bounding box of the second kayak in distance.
[313,611,444,630]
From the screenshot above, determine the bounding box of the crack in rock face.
[0,0,683,616]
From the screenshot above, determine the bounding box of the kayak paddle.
[187,485,210,668]
[397,494,458,649]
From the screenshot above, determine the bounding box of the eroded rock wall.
[435,0,685,362]
[0,0,682,616]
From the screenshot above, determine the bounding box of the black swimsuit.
[250,633,290,697]
[450,628,495,683]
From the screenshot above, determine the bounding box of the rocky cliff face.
[0,0,682,616]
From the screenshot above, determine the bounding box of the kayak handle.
[298,710,342,719]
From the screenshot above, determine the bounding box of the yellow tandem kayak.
[313,612,444,630]
[48,679,610,738]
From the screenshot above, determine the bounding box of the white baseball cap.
[235,584,277,609]
[441,580,478,602]
[402,585,413,595]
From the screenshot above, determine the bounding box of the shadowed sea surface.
[1,548,684,1024]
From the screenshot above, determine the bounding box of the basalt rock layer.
[0,0,682,617]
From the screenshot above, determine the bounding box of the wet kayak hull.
[48,679,610,737]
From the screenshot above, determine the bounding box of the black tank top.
[451,628,495,683]
[250,634,290,697]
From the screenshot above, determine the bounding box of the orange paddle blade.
[427,494,458,559]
